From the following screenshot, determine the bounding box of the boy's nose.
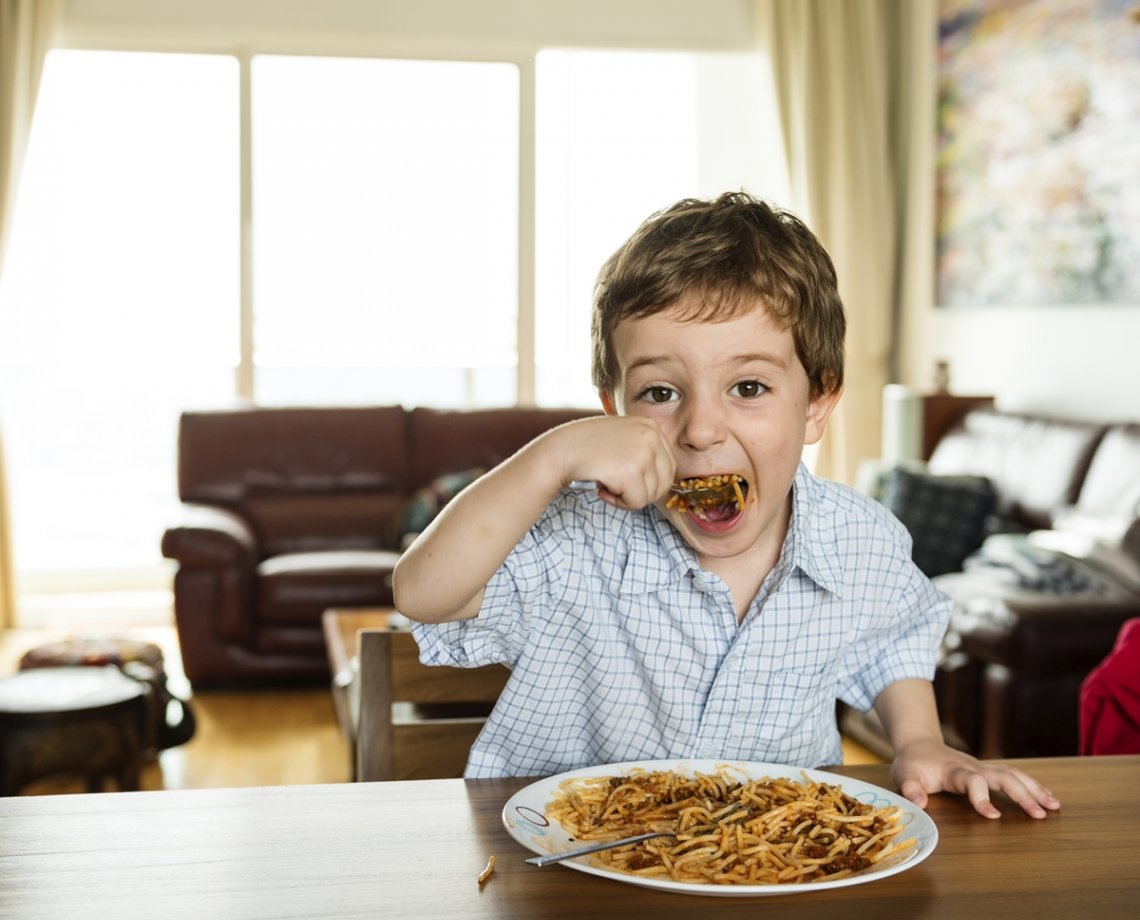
[678,395,728,452]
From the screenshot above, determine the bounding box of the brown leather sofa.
[842,408,1140,759]
[162,405,597,686]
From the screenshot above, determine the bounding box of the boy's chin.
[668,506,757,562]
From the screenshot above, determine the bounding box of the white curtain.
[0,0,60,628]
[754,0,911,485]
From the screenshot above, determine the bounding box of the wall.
[897,1,1140,423]
[63,0,756,52]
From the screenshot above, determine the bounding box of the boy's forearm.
[873,679,944,753]
[393,414,674,623]
[391,439,565,623]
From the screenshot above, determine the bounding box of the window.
[0,46,781,623]
[0,50,238,608]
[251,55,519,408]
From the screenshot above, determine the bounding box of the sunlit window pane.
[251,55,519,406]
[0,50,238,584]
[0,50,239,367]
[535,50,700,408]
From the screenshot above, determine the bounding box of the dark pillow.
[397,468,484,548]
[879,467,996,578]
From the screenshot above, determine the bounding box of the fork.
[567,480,738,503]
[525,804,743,867]
[525,831,677,867]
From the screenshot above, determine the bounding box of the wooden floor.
[0,623,882,795]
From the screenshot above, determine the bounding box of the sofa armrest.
[948,593,1140,674]
[161,504,258,567]
[938,594,1139,757]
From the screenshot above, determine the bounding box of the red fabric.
[1080,618,1140,756]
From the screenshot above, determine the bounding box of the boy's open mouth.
[665,474,750,521]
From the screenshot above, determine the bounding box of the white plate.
[502,759,938,897]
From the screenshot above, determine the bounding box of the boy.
[393,192,1059,819]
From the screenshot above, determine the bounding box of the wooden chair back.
[355,628,509,781]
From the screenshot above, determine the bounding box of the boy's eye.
[639,385,677,404]
[732,380,768,398]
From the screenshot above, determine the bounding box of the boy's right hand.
[546,416,676,511]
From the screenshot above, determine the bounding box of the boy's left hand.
[892,739,1062,819]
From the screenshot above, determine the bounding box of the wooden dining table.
[1,755,1136,919]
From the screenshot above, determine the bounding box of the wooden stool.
[0,666,148,796]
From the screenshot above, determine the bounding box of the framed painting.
[935,0,1140,307]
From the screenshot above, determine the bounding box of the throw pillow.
[879,466,996,578]
[398,468,484,549]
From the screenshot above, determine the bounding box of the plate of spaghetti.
[502,760,937,896]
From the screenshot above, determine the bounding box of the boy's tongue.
[695,501,739,522]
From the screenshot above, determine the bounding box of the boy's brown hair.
[591,191,846,400]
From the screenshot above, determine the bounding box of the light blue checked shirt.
[412,463,952,778]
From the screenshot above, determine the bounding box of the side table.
[0,666,148,795]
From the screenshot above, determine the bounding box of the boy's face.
[600,299,839,572]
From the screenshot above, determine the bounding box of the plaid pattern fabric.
[413,464,952,779]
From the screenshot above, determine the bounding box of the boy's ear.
[599,390,618,417]
[803,385,842,446]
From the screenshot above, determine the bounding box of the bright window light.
[0,50,238,584]
[250,55,519,407]
[0,51,239,368]
[535,50,700,409]
[534,49,777,409]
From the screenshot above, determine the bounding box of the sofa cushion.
[928,409,1106,529]
[397,468,483,548]
[257,550,401,624]
[880,466,996,577]
[407,406,598,489]
[178,406,410,503]
[247,492,408,556]
[1074,424,1140,519]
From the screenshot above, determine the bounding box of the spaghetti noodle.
[665,474,748,513]
[544,768,915,885]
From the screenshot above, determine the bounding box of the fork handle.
[525,831,668,867]
[569,480,685,494]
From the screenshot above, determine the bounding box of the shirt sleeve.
[412,497,573,669]
[836,522,954,712]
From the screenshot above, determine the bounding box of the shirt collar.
[787,463,846,597]
[617,505,695,594]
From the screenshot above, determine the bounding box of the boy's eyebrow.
[625,354,673,373]
[734,352,789,369]
[626,352,789,373]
